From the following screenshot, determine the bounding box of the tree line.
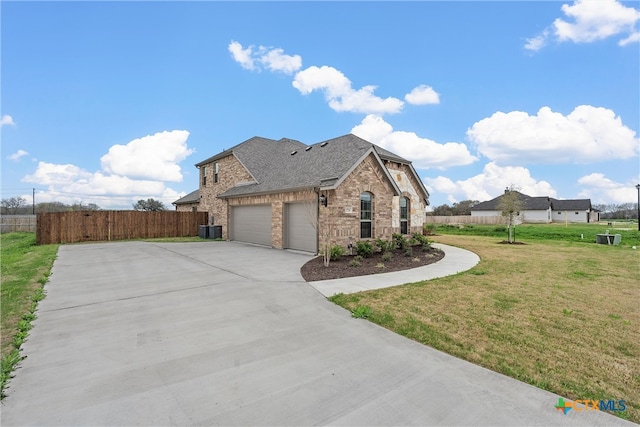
[593,203,639,220]
[0,197,168,214]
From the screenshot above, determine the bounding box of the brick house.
[173,133,430,253]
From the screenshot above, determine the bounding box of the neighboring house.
[174,133,430,253]
[470,191,598,223]
[172,189,201,212]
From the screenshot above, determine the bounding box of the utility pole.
[636,184,640,231]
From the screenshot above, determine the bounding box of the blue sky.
[2,1,639,210]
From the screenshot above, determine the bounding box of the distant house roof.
[470,191,592,212]
[551,198,592,211]
[172,189,200,205]
[194,134,429,202]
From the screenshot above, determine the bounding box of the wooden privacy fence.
[37,211,209,245]
[1,215,37,233]
[426,215,504,225]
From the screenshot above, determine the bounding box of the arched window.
[400,197,409,234]
[360,192,373,238]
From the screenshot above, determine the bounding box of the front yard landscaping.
[329,230,639,422]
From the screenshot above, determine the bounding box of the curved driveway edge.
[308,243,480,297]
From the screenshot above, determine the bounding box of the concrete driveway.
[1,241,633,426]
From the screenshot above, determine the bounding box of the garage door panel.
[231,205,272,246]
[285,203,317,253]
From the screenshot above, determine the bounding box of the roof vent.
[305,146,312,151]
[320,142,328,147]
[290,150,297,156]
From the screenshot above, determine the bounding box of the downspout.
[315,187,320,255]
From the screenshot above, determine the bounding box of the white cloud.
[22,130,194,209]
[228,41,255,71]
[467,105,638,165]
[351,114,477,169]
[577,173,639,204]
[228,41,302,74]
[404,85,440,105]
[524,29,550,51]
[7,149,29,161]
[230,41,443,115]
[100,130,193,182]
[1,114,16,127]
[293,66,404,114]
[424,162,557,204]
[23,162,93,185]
[526,0,640,51]
[259,47,302,74]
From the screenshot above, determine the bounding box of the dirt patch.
[300,246,445,282]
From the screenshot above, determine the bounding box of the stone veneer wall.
[175,203,200,213]
[385,161,427,235]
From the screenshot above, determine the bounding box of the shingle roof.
[471,192,592,211]
[196,134,428,200]
[172,189,200,205]
[550,198,592,211]
[471,192,537,211]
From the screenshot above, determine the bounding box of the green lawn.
[1,232,59,397]
[331,224,639,422]
[428,221,640,247]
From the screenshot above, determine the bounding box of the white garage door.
[231,205,272,246]
[285,202,317,253]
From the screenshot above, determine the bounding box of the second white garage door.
[284,202,317,253]
[231,205,272,247]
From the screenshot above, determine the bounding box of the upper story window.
[360,192,373,239]
[202,166,207,186]
[214,162,219,183]
[400,197,409,234]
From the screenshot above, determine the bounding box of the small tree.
[133,198,166,211]
[1,196,27,214]
[497,186,524,243]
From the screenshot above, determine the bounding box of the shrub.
[412,233,431,246]
[349,257,362,267]
[392,233,409,250]
[423,224,436,235]
[375,238,395,253]
[404,247,413,257]
[382,252,393,262]
[355,241,374,258]
[330,245,345,261]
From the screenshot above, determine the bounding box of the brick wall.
[318,154,397,250]
[198,154,254,239]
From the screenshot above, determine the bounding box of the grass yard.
[330,228,639,422]
[1,232,59,397]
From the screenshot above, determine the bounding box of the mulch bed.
[300,246,445,282]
